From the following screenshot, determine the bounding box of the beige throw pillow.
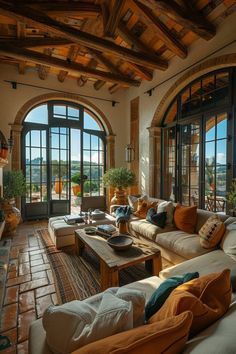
[128,195,147,212]
[43,292,133,354]
[157,201,175,226]
[199,215,225,249]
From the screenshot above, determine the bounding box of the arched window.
[22,101,106,219]
[161,69,232,214]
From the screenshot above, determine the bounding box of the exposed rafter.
[38,48,52,80]
[132,0,187,59]
[77,58,98,87]
[58,45,79,83]
[105,0,125,38]
[94,80,106,91]
[31,1,101,17]
[0,1,168,70]
[0,42,141,86]
[136,0,216,40]
[1,38,72,48]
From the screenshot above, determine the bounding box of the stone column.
[10,124,23,171]
[105,134,116,209]
[148,126,162,197]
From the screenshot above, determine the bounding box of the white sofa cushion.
[220,222,236,260]
[156,230,210,260]
[157,201,175,225]
[159,249,236,280]
[129,219,175,241]
[42,292,133,354]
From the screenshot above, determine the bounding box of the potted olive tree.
[103,167,136,205]
[1,170,26,236]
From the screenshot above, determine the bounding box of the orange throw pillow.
[199,215,225,249]
[148,269,231,336]
[174,204,197,233]
[134,200,157,219]
[76,311,193,354]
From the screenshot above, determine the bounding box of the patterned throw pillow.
[134,200,157,219]
[146,208,167,228]
[199,215,225,249]
[128,195,147,212]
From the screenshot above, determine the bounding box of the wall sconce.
[125,144,135,163]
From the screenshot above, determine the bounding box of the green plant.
[71,172,87,185]
[103,167,136,190]
[2,170,26,200]
[227,180,236,213]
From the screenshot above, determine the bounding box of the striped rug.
[37,229,151,304]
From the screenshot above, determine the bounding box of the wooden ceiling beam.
[109,84,120,94]
[136,0,216,40]
[16,21,26,75]
[31,2,101,17]
[77,58,98,87]
[0,38,72,48]
[128,63,153,81]
[0,42,141,87]
[58,45,79,83]
[38,48,52,80]
[87,49,122,75]
[0,1,168,70]
[133,0,187,59]
[105,0,125,37]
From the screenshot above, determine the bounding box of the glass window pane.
[31,148,41,163]
[30,130,41,147]
[215,72,229,106]
[83,150,90,163]
[217,140,226,165]
[31,165,41,183]
[217,113,227,140]
[205,141,215,163]
[51,149,59,163]
[60,134,67,149]
[25,132,30,146]
[42,148,47,164]
[68,106,79,119]
[202,75,215,107]
[53,105,66,118]
[51,133,59,149]
[91,135,99,150]
[181,88,190,117]
[205,116,215,141]
[83,133,90,149]
[84,111,101,131]
[60,150,68,164]
[41,131,46,147]
[25,104,48,124]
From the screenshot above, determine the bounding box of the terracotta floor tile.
[18,310,36,343]
[51,293,59,305]
[19,246,38,253]
[19,253,29,264]
[35,284,55,298]
[0,303,18,332]
[29,249,45,256]
[8,260,18,273]
[31,270,47,280]
[19,263,31,276]
[1,328,17,345]
[30,263,50,273]
[19,290,35,313]
[46,270,54,284]
[4,286,19,306]
[19,278,49,293]
[6,275,31,288]
[30,258,44,267]
[17,341,28,354]
[30,253,43,261]
[36,294,53,318]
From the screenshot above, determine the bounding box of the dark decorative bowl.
[107,235,133,251]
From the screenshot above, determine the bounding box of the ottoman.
[48,214,116,248]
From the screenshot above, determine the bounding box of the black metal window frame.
[161,68,235,212]
[22,100,107,219]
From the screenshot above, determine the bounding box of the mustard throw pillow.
[77,311,193,354]
[199,215,225,249]
[148,269,231,336]
[134,200,157,219]
[174,204,197,233]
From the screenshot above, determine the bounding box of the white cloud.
[217,153,226,164]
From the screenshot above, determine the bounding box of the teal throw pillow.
[146,208,167,228]
[144,272,199,321]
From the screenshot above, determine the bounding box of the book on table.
[96,224,117,237]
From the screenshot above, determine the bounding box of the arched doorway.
[21,100,108,219]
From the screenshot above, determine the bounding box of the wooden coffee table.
[75,229,162,291]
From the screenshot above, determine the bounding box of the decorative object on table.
[84,226,97,235]
[63,215,84,225]
[107,235,133,251]
[115,206,132,234]
[71,172,87,196]
[103,167,136,205]
[91,209,105,220]
[96,224,117,237]
[1,170,26,236]
[227,180,236,216]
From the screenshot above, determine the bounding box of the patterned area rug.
[38,229,151,304]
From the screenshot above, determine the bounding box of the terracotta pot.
[72,185,81,196]
[55,179,63,194]
[111,189,128,205]
[1,199,21,237]
[0,147,8,159]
